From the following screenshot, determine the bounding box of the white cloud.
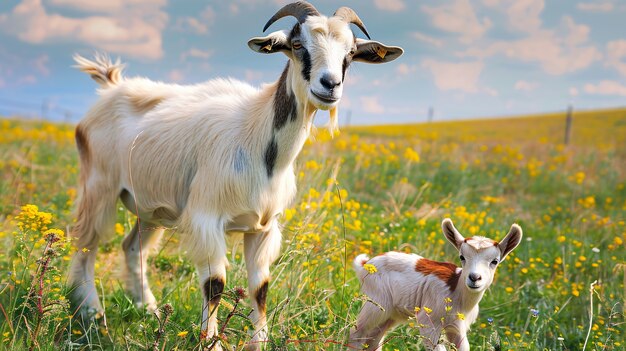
[48,0,165,14]
[569,87,579,96]
[458,16,600,75]
[33,54,49,76]
[506,0,544,33]
[422,0,492,44]
[374,0,405,12]
[244,69,264,82]
[577,2,614,12]
[606,40,626,76]
[174,6,216,35]
[584,80,626,96]
[180,48,213,61]
[0,0,167,60]
[559,16,590,46]
[422,59,484,93]
[360,96,385,114]
[482,0,501,7]
[167,69,185,83]
[395,63,416,75]
[17,74,37,84]
[411,32,443,47]
[515,80,539,91]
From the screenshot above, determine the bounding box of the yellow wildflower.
[363,263,377,274]
[403,147,420,162]
[457,313,465,320]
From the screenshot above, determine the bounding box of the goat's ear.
[248,30,291,56]
[498,224,523,261]
[442,218,464,250]
[353,39,403,64]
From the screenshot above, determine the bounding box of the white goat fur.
[349,219,522,351]
[67,2,402,350]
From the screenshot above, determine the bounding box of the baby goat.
[349,218,522,351]
[69,1,402,350]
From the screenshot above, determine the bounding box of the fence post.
[564,105,573,145]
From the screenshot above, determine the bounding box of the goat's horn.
[263,1,320,32]
[333,7,371,39]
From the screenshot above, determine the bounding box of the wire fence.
[0,97,81,122]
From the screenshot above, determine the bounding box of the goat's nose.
[320,74,341,90]
[469,273,482,282]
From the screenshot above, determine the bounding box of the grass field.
[0,108,625,350]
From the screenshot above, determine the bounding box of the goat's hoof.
[133,297,158,315]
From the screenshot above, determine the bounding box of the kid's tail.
[353,254,370,280]
[73,53,125,88]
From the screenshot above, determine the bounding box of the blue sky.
[0,0,625,125]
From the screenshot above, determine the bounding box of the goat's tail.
[73,53,125,88]
[353,254,370,281]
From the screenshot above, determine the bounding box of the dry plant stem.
[582,280,598,351]
[28,240,54,351]
[152,307,172,351]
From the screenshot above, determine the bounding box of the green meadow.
[0,108,624,350]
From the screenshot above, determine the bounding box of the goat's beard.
[303,100,340,137]
[328,106,339,136]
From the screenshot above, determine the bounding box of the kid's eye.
[491,259,499,265]
[459,255,465,262]
[292,41,302,50]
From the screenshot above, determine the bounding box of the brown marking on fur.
[75,124,90,172]
[255,281,269,315]
[415,258,461,292]
[204,277,225,305]
[128,93,164,115]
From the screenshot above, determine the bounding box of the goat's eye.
[459,255,465,262]
[349,48,356,56]
[292,41,302,50]
[491,259,499,265]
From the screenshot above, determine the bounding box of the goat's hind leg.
[349,302,393,351]
[122,219,164,313]
[68,186,118,327]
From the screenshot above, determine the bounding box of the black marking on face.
[203,277,225,305]
[273,64,298,130]
[264,135,278,177]
[255,281,269,314]
[289,23,301,40]
[342,57,350,81]
[301,49,312,82]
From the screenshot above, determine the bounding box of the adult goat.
[69,1,403,349]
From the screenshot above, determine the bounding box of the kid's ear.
[353,38,403,64]
[442,218,465,250]
[498,224,523,260]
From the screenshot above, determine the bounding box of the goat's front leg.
[243,223,282,351]
[197,256,227,351]
[417,314,444,351]
[444,323,470,351]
